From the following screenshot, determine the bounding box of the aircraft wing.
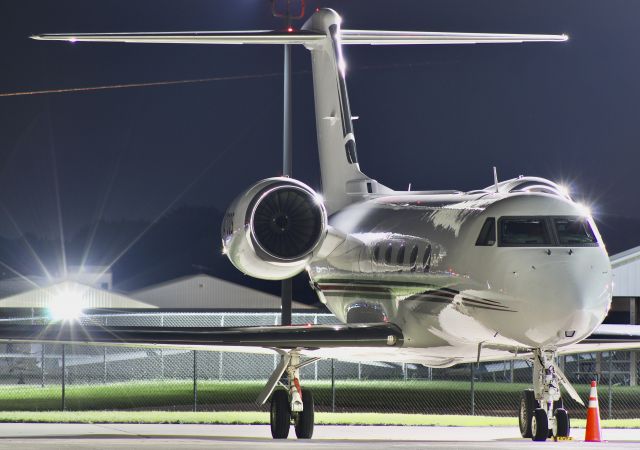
[0,322,403,355]
[31,30,567,46]
[556,324,640,355]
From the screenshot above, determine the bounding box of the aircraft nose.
[505,252,612,347]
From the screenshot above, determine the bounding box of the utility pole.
[272,0,305,326]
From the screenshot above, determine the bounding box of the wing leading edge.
[0,322,402,349]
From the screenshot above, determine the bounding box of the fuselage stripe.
[319,284,390,293]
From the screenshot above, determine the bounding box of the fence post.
[608,351,613,420]
[193,350,198,412]
[470,363,475,416]
[40,344,45,388]
[314,315,318,381]
[61,344,66,412]
[219,314,225,381]
[331,358,336,413]
[403,363,407,381]
[103,347,107,384]
[510,360,514,383]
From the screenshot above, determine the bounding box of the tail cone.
[585,380,602,442]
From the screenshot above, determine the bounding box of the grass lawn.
[0,410,638,428]
[1,379,640,420]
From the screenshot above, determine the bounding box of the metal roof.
[129,274,318,310]
[611,246,640,297]
[0,280,154,309]
[611,245,640,267]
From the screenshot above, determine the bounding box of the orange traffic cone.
[585,380,603,442]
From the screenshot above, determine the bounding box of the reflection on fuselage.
[308,192,612,352]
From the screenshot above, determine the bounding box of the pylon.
[585,380,602,442]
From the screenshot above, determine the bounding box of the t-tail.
[32,8,567,214]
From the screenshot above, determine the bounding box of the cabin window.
[384,244,393,264]
[554,217,598,246]
[373,244,381,263]
[422,244,432,272]
[396,244,405,265]
[409,245,419,270]
[475,218,496,246]
[499,217,552,246]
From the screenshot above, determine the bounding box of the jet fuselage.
[309,189,612,361]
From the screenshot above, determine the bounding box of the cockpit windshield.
[497,216,598,247]
[499,218,552,246]
[554,217,597,245]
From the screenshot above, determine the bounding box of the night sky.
[1,0,640,283]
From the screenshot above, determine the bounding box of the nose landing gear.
[519,349,571,442]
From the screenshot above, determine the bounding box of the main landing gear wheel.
[270,389,291,439]
[531,408,549,442]
[519,389,535,438]
[553,408,570,438]
[294,388,314,439]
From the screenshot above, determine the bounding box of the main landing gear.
[259,351,317,439]
[519,349,571,441]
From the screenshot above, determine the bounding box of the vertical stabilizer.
[302,9,387,214]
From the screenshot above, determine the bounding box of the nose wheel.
[553,407,570,438]
[518,389,535,438]
[518,349,571,442]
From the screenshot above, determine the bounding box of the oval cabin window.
[422,244,432,272]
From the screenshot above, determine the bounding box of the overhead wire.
[0,60,450,98]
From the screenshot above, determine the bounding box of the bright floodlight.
[48,287,84,322]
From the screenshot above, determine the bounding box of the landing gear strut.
[519,349,571,441]
[264,352,317,439]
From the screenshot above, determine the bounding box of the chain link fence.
[0,311,639,418]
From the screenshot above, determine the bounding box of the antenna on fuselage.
[493,166,499,193]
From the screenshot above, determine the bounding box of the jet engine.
[221,177,327,280]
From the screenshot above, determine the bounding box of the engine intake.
[251,185,325,260]
[222,178,327,280]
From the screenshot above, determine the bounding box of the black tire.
[553,398,564,411]
[294,389,314,439]
[270,389,291,439]
[554,408,570,438]
[519,389,535,438]
[532,408,549,442]
[548,398,565,438]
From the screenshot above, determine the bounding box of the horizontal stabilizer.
[31,30,568,46]
[340,29,568,45]
[31,30,326,45]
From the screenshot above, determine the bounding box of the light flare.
[48,286,85,322]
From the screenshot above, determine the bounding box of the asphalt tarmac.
[0,423,638,449]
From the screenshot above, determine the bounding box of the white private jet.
[9,7,640,442]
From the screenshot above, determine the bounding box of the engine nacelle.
[221,177,328,280]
